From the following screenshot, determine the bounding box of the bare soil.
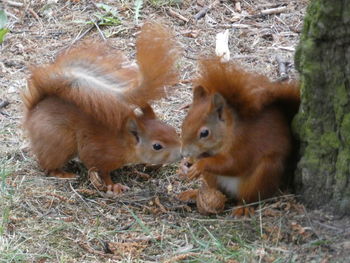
[1,0,349,262]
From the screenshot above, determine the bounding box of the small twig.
[61,25,94,52]
[260,6,288,16]
[0,100,10,109]
[276,55,289,81]
[5,10,19,20]
[154,196,168,213]
[94,22,106,41]
[257,2,288,9]
[230,24,251,29]
[248,6,288,19]
[78,241,122,260]
[28,8,40,21]
[132,169,151,180]
[168,8,189,23]
[69,182,92,208]
[226,194,296,213]
[314,220,346,233]
[223,3,235,14]
[184,54,198,60]
[0,111,10,117]
[178,103,191,111]
[6,0,24,7]
[116,221,135,231]
[301,205,321,239]
[75,26,95,42]
[276,46,295,52]
[194,0,220,21]
[194,6,210,21]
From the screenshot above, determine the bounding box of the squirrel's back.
[23,44,136,128]
[22,22,180,129]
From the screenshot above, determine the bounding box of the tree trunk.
[294,0,350,215]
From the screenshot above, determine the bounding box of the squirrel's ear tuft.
[193,85,207,101]
[127,118,140,142]
[140,104,156,119]
[212,93,226,120]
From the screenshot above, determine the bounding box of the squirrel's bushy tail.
[127,22,180,106]
[22,22,180,128]
[23,44,136,128]
[197,58,300,119]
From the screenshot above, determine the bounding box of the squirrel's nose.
[181,149,190,159]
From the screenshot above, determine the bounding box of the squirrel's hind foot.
[49,169,77,179]
[231,205,255,218]
[106,183,130,197]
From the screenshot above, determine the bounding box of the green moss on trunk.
[294,0,350,215]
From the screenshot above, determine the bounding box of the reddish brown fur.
[22,22,181,192]
[197,58,300,119]
[134,22,180,106]
[22,22,180,130]
[180,58,300,215]
[23,44,135,130]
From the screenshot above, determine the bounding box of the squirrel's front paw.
[177,157,194,178]
[187,162,203,180]
[177,189,199,202]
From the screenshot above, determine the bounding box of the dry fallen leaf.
[88,168,107,191]
[107,241,148,258]
[215,29,230,62]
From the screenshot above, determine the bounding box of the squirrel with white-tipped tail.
[22,22,181,194]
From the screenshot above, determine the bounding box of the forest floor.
[1,0,350,262]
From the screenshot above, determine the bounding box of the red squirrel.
[178,58,300,216]
[22,22,181,194]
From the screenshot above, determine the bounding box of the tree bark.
[294,0,350,215]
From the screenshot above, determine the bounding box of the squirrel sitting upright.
[22,22,181,194]
[179,58,300,216]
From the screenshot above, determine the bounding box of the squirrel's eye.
[200,129,210,138]
[153,143,163,151]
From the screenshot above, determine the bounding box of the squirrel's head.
[127,105,181,164]
[181,85,232,159]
